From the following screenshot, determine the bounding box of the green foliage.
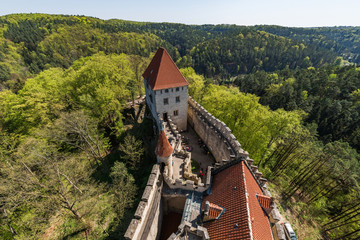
[236,66,360,151]
[253,25,360,64]
[201,84,304,162]
[118,134,144,170]
[0,51,144,238]
[0,68,67,134]
[0,63,10,82]
[66,53,133,132]
[1,12,360,239]
[110,161,137,216]
[185,31,335,78]
[180,67,205,101]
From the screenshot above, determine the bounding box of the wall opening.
[159,195,186,240]
[163,112,168,122]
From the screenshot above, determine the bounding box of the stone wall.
[162,116,212,192]
[126,96,278,239]
[154,86,188,131]
[188,97,268,189]
[162,164,212,193]
[144,80,160,129]
[124,164,163,240]
[187,96,245,163]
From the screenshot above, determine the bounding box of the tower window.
[165,89,169,93]
[150,94,153,103]
[174,110,179,116]
[176,96,180,103]
[176,87,180,92]
[164,98,169,105]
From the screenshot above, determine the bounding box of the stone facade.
[144,80,188,131]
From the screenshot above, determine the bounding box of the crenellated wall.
[187,97,246,163]
[162,164,213,193]
[125,97,275,240]
[187,97,268,188]
[124,164,163,240]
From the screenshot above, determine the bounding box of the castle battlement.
[125,47,281,240]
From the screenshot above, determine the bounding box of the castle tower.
[155,126,174,178]
[143,47,189,131]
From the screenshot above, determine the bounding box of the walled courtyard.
[180,125,215,178]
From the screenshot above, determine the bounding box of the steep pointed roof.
[155,130,174,157]
[143,47,189,90]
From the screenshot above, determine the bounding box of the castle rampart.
[187,96,246,163]
[125,98,274,240]
[124,164,163,240]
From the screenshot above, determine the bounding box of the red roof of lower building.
[203,161,273,240]
[155,130,173,157]
[143,47,189,90]
[243,162,273,240]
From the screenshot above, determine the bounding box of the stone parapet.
[188,97,268,193]
[124,164,162,240]
[188,97,248,160]
[163,167,210,193]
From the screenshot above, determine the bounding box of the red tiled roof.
[208,203,224,220]
[203,161,273,240]
[143,47,189,90]
[243,162,273,240]
[155,130,173,157]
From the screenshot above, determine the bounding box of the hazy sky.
[1,0,359,27]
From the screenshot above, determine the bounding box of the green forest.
[0,13,360,239]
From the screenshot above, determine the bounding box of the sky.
[1,0,360,27]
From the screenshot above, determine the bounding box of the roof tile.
[203,161,273,240]
[155,130,173,157]
[143,47,189,90]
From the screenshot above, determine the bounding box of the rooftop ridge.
[241,161,254,240]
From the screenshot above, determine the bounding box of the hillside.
[0,13,348,90]
[253,25,360,63]
[0,13,360,239]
